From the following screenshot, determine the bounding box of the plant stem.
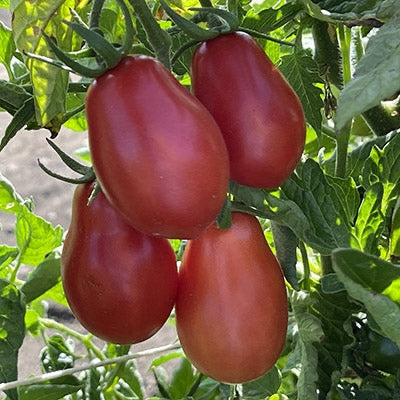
[0,343,181,392]
[299,241,311,291]
[334,122,351,178]
[89,0,106,29]
[321,255,334,275]
[39,317,105,360]
[129,0,172,68]
[338,25,351,85]
[334,25,352,179]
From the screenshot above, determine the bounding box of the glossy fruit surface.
[191,31,306,189]
[61,182,178,344]
[176,212,288,383]
[86,55,229,239]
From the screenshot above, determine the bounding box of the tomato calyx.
[38,139,95,185]
[25,0,134,79]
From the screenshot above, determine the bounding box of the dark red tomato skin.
[191,32,306,189]
[86,55,230,239]
[175,212,288,383]
[61,182,178,344]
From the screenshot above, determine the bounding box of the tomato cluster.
[62,31,304,383]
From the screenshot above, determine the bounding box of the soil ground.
[0,8,177,397]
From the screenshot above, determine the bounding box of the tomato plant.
[1,0,400,399]
[191,31,306,189]
[86,55,230,239]
[365,329,400,375]
[61,181,178,344]
[176,212,288,384]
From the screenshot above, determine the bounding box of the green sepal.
[45,139,92,176]
[190,7,240,33]
[159,0,218,41]
[41,32,107,78]
[216,195,233,230]
[61,19,121,69]
[238,27,295,47]
[38,160,95,184]
[38,139,95,184]
[115,0,136,56]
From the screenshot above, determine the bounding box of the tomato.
[191,32,306,189]
[61,181,178,344]
[175,212,288,383]
[86,55,230,239]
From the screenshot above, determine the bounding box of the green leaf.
[281,159,351,251]
[360,133,400,234]
[335,12,400,131]
[312,0,382,21]
[0,245,18,272]
[320,273,345,294]
[241,367,281,398]
[323,131,398,182]
[40,333,76,373]
[352,183,384,255]
[20,251,61,303]
[279,50,324,135]
[0,173,25,214]
[231,161,351,255]
[19,376,82,400]
[0,97,36,151]
[391,196,400,258]
[149,351,184,368]
[0,79,31,115]
[298,0,335,22]
[169,357,195,399]
[332,248,400,347]
[0,0,10,8]
[291,291,323,400]
[241,3,302,34]
[11,0,78,125]
[16,208,63,266]
[118,360,144,400]
[0,279,26,400]
[311,285,358,397]
[0,21,15,75]
[376,0,400,21]
[271,222,299,290]
[325,175,360,230]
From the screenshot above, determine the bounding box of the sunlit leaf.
[336,12,400,130]
[0,279,25,400]
[332,248,400,347]
[279,51,324,135]
[11,0,80,125]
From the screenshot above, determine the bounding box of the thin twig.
[0,343,181,392]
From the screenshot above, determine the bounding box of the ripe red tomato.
[61,181,178,344]
[191,31,306,189]
[175,212,288,383]
[86,55,230,239]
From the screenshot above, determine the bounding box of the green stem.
[129,0,172,68]
[39,317,105,360]
[321,255,333,275]
[89,0,106,29]
[335,122,351,178]
[299,241,311,291]
[338,25,351,85]
[335,25,352,178]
